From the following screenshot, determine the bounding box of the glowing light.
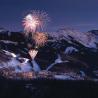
[22,11,49,60]
[23,10,50,35]
[23,14,39,33]
[33,32,48,47]
[29,49,38,60]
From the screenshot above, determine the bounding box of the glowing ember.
[29,49,38,59]
[28,32,48,59]
[22,10,49,60]
[23,14,39,33]
[33,32,48,47]
[23,10,50,35]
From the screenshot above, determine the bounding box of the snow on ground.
[0,50,96,80]
[0,40,18,45]
[46,54,68,71]
[0,50,33,72]
[1,57,33,72]
[31,60,41,72]
[64,46,78,54]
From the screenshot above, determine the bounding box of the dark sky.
[0,0,98,32]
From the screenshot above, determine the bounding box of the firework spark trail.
[33,32,48,47]
[23,14,39,34]
[23,10,50,35]
[22,10,49,60]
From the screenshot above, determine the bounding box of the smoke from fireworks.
[23,10,50,35]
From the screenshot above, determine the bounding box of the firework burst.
[23,10,50,35]
[23,14,39,33]
[33,32,48,47]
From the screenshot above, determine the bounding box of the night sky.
[0,0,98,32]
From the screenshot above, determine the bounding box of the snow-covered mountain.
[0,28,98,80]
[48,28,98,49]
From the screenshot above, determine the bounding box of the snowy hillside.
[48,28,98,49]
[0,28,98,80]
